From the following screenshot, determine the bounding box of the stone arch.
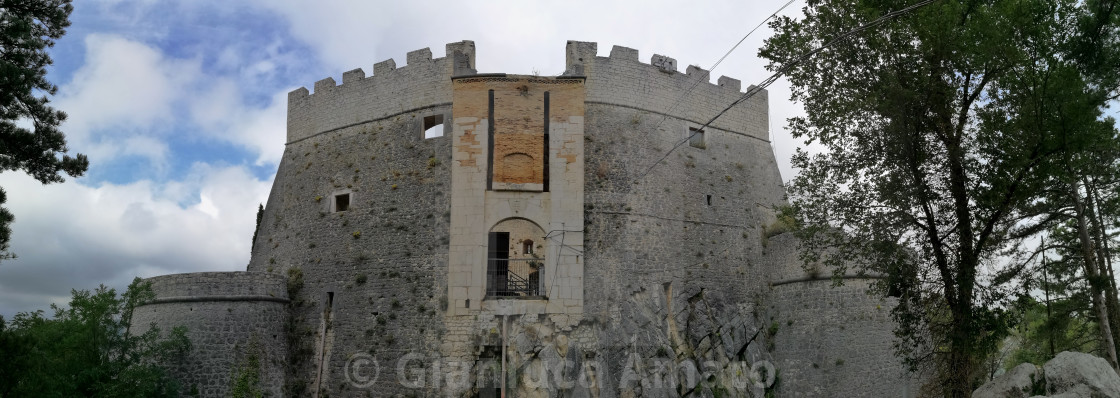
[499,152,535,183]
[487,218,547,297]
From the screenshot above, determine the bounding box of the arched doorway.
[487,218,546,297]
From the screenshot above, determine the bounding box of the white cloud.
[187,83,288,166]
[0,166,272,318]
[52,33,291,171]
[230,92,288,166]
[54,34,200,167]
[244,0,808,180]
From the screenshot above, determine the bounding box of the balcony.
[486,257,545,298]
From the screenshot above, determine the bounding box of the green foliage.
[0,0,90,260]
[1009,296,1097,367]
[0,278,191,397]
[1029,373,1046,396]
[761,0,1120,395]
[762,205,799,239]
[1006,231,1103,369]
[229,338,264,398]
[251,203,264,251]
[287,267,304,298]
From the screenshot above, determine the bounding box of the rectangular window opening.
[423,114,444,139]
[689,127,706,149]
[706,194,712,206]
[334,193,350,212]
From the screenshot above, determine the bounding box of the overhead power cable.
[634,0,941,183]
[651,0,799,135]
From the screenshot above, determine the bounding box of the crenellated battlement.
[287,40,768,144]
[564,40,767,140]
[286,40,476,143]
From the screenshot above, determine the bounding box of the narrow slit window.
[423,114,444,139]
[689,127,706,149]
[334,193,350,212]
[706,194,712,206]
[523,240,534,255]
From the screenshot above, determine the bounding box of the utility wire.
[650,0,799,135]
[618,0,942,277]
[633,0,940,183]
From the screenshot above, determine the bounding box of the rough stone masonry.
[131,40,918,397]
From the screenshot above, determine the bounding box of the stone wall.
[248,40,466,394]
[132,272,289,397]
[231,40,909,397]
[762,233,918,397]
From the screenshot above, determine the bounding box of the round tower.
[131,272,289,397]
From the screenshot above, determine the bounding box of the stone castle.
[133,40,916,397]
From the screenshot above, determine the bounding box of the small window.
[523,240,534,255]
[423,114,444,139]
[689,127,706,149]
[334,193,350,212]
[705,194,712,206]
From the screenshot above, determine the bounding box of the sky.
[0,0,809,319]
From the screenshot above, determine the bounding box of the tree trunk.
[1073,183,1120,370]
[1043,240,1056,358]
[946,307,977,398]
[1086,179,1120,359]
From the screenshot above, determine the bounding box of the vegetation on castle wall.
[229,337,265,398]
[284,266,312,397]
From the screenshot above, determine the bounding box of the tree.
[0,278,191,397]
[1008,234,1103,367]
[760,0,1120,395]
[0,0,89,259]
[251,203,263,252]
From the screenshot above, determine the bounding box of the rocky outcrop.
[973,362,1042,398]
[973,351,1120,398]
[1043,351,1120,397]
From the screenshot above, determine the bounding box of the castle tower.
[136,40,915,397]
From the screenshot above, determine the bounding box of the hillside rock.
[974,351,1120,398]
[1043,351,1120,397]
[973,362,1041,398]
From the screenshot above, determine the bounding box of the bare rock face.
[974,352,1120,398]
[972,362,1042,398]
[1043,351,1120,397]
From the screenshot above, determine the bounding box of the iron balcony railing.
[486,257,545,298]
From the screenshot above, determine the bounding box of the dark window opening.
[487,232,544,297]
[523,240,534,255]
[689,127,706,149]
[706,194,712,206]
[423,114,444,139]
[334,193,350,212]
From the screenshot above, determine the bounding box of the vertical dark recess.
[543,91,550,192]
[487,232,510,296]
[487,89,495,191]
